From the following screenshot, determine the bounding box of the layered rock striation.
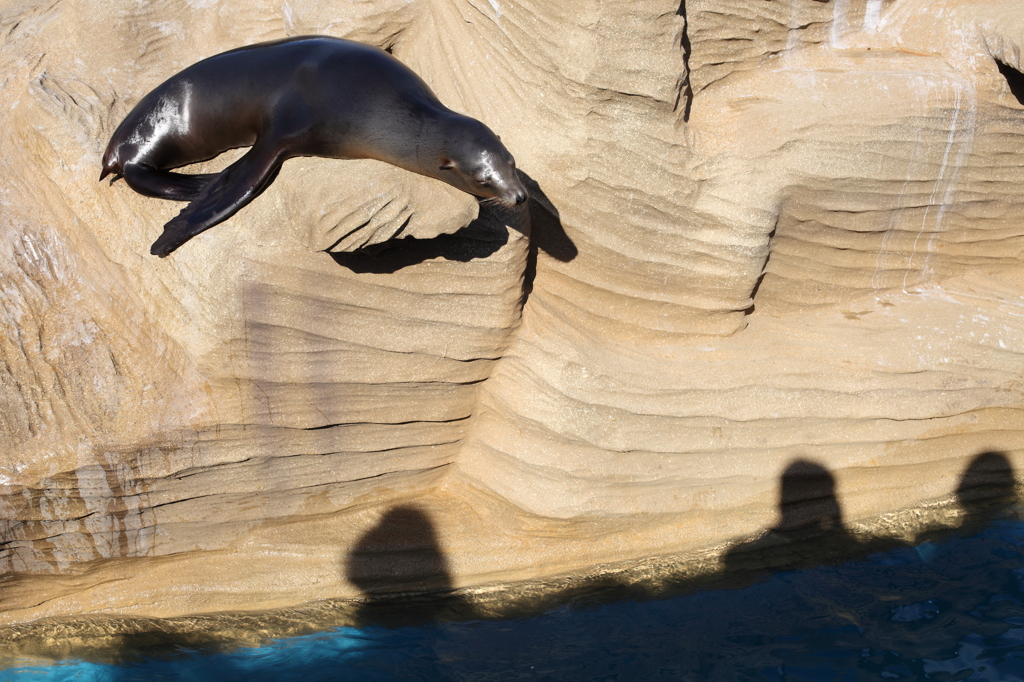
[1,0,1023,623]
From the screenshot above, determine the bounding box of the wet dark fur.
[101,36,527,256]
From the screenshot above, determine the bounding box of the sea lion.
[100,35,528,257]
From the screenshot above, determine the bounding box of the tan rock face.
[1,0,1023,624]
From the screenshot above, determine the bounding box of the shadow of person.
[955,450,1017,533]
[344,504,474,627]
[722,459,861,580]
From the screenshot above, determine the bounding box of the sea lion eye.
[475,178,491,186]
[439,161,454,170]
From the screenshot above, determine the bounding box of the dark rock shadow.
[955,450,1017,533]
[997,60,1024,106]
[344,504,475,627]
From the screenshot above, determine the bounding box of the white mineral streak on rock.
[910,78,977,291]
[830,0,853,49]
[872,73,977,292]
[865,0,884,32]
[0,0,1023,626]
[282,1,294,32]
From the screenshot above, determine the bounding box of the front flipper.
[150,145,285,257]
[121,162,219,201]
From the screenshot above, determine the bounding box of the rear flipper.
[150,144,285,257]
[122,162,219,202]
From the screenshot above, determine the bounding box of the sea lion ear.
[439,159,454,170]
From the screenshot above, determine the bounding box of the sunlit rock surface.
[1,0,1023,623]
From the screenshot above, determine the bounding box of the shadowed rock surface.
[1,0,1023,623]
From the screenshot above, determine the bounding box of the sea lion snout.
[498,177,529,207]
[485,175,528,208]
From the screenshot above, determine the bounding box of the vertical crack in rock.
[675,0,693,121]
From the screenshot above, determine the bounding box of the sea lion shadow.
[327,213,510,274]
[329,171,575,276]
[343,504,476,627]
[520,171,577,263]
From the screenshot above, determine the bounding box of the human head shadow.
[721,459,863,581]
[338,453,1018,626]
[329,170,576,286]
[6,456,1018,666]
[431,456,888,620]
[955,450,1017,533]
[344,504,475,627]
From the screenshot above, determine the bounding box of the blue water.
[5,514,1024,681]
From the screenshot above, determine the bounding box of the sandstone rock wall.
[1,0,1022,623]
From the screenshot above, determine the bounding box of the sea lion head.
[438,118,528,208]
